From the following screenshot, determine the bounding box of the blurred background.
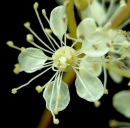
[2,0,130,128]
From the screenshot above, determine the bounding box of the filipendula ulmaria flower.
[7,2,111,124]
[76,0,130,84]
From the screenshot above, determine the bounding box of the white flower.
[7,2,112,124]
[79,0,130,84]
[113,90,130,119]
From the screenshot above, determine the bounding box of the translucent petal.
[76,18,97,39]
[79,56,102,76]
[18,47,47,73]
[43,80,70,112]
[107,29,126,44]
[81,32,111,57]
[82,0,106,25]
[108,70,123,84]
[75,70,104,102]
[50,6,67,40]
[113,90,130,119]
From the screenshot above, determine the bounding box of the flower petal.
[113,90,130,119]
[50,6,67,40]
[82,0,106,26]
[81,31,111,57]
[79,56,102,76]
[77,18,97,40]
[75,69,104,102]
[43,80,70,112]
[108,70,123,84]
[18,47,47,73]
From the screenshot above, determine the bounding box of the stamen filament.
[34,8,56,51]
[15,67,51,90]
[28,27,55,52]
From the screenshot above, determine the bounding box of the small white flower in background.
[78,0,130,84]
[6,2,112,124]
[112,90,130,119]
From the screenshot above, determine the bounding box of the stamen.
[47,34,60,48]
[94,100,101,108]
[53,119,59,125]
[44,28,52,35]
[24,22,30,29]
[6,41,21,50]
[35,85,42,93]
[33,5,56,51]
[6,41,14,47]
[27,27,55,52]
[49,74,58,124]
[42,9,50,24]
[11,88,17,94]
[42,72,59,90]
[26,34,54,54]
[104,89,109,95]
[13,63,20,74]
[33,2,39,10]
[11,67,51,93]
[21,47,26,54]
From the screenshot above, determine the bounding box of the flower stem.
[111,0,130,28]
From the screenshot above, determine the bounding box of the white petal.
[75,70,104,102]
[43,80,70,112]
[113,90,130,118]
[18,47,47,73]
[50,6,67,40]
[81,32,111,57]
[79,56,102,76]
[82,0,106,26]
[77,18,97,39]
[108,70,123,84]
[107,29,126,44]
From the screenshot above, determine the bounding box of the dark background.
[2,0,130,128]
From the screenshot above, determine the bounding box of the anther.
[53,108,59,115]
[21,47,26,54]
[66,33,71,39]
[42,9,46,15]
[26,34,34,42]
[53,118,59,124]
[44,28,52,34]
[11,88,17,94]
[94,100,101,108]
[13,63,20,74]
[35,85,43,93]
[120,0,126,8]
[6,41,14,47]
[104,89,108,95]
[24,22,30,29]
[109,120,117,127]
[34,2,39,10]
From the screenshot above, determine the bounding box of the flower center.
[52,46,77,71]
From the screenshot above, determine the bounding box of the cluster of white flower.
[80,0,130,84]
[7,0,130,124]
